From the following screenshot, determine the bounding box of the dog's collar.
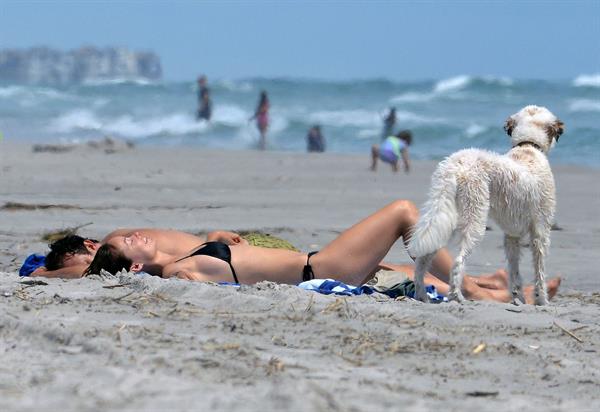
[514,141,542,151]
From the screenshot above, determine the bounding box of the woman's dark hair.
[45,235,99,270]
[396,130,413,146]
[84,244,132,276]
[259,91,268,104]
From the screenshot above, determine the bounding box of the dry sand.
[1,142,599,411]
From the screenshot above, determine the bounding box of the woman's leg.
[370,145,380,171]
[259,130,266,150]
[380,263,561,303]
[312,200,418,285]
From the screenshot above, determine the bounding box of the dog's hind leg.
[448,182,490,302]
[448,249,470,302]
[530,226,550,305]
[448,229,486,302]
[504,235,525,304]
[414,252,436,302]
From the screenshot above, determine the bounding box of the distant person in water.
[250,91,270,150]
[382,107,397,140]
[307,125,326,153]
[196,75,212,121]
[371,130,412,173]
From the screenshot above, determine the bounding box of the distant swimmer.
[371,130,412,173]
[381,107,396,141]
[307,125,326,152]
[196,75,212,121]
[250,90,270,150]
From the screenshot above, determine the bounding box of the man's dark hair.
[84,244,132,276]
[396,130,413,146]
[45,235,98,270]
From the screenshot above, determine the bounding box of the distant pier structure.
[0,46,162,85]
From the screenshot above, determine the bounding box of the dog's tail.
[408,160,458,257]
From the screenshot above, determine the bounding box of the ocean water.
[1,75,598,167]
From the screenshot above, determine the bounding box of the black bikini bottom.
[302,251,319,282]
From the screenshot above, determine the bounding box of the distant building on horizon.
[0,46,162,85]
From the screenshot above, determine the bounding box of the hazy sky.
[1,0,598,81]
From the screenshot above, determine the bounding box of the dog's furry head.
[504,105,564,153]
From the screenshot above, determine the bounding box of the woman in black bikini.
[85,200,560,303]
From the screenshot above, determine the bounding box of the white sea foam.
[311,108,443,128]
[50,110,209,137]
[389,92,434,103]
[433,75,471,93]
[481,75,513,86]
[0,86,25,98]
[432,75,511,94]
[357,128,380,139]
[465,123,487,138]
[217,79,253,92]
[105,113,207,138]
[573,74,600,87]
[265,114,289,134]
[309,108,443,128]
[395,110,445,124]
[82,77,155,86]
[50,109,103,132]
[0,85,75,102]
[92,98,110,108]
[212,104,250,127]
[309,109,380,128]
[569,99,600,112]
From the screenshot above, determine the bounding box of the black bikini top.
[175,241,239,283]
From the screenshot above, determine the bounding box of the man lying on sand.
[32,200,560,303]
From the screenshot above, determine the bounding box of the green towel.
[366,270,415,297]
[240,232,299,251]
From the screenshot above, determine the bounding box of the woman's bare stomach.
[229,244,307,285]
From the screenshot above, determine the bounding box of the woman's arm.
[163,261,212,282]
[170,270,206,281]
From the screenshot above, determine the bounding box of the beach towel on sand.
[19,254,46,276]
[298,270,446,302]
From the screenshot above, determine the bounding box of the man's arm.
[206,230,248,245]
[31,265,87,279]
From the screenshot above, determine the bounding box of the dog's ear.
[504,116,516,136]
[546,119,564,142]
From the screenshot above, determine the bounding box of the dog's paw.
[534,287,549,306]
[511,297,525,306]
[511,289,526,306]
[448,289,466,303]
[414,288,430,303]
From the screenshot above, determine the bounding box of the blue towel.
[218,281,240,287]
[298,278,447,302]
[298,279,375,296]
[19,254,46,277]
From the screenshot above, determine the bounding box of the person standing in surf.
[381,107,396,141]
[196,75,212,121]
[250,91,270,150]
[307,125,326,153]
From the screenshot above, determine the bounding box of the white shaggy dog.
[408,105,564,305]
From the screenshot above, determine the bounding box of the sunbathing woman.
[84,200,560,303]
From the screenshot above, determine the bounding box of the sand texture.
[1,143,599,411]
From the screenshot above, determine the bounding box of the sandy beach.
[1,142,599,411]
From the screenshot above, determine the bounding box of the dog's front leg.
[530,229,550,305]
[504,235,525,304]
